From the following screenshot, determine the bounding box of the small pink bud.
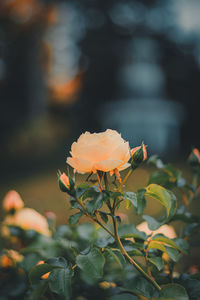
[192,148,200,163]
[60,173,70,189]
[131,144,147,161]
[188,148,200,168]
[45,211,56,220]
[37,261,50,279]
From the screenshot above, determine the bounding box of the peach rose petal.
[110,142,130,161]
[77,145,109,161]
[95,159,123,172]
[67,157,94,173]
[118,163,131,171]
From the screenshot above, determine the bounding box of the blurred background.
[0,0,200,229]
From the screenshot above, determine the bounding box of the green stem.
[104,172,109,190]
[118,169,133,192]
[111,215,161,292]
[74,196,115,238]
[103,172,161,291]
[192,172,199,187]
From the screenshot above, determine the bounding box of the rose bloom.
[3,190,24,212]
[136,221,177,239]
[3,208,51,237]
[67,129,133,174]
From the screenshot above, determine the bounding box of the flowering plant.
[0,130,200,300]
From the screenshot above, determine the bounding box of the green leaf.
[86,194,103,215]
[181,279,200,300]
[82,186,101,201]
[105,248,126,268]
[29,281,48,300]
[76,182,90,190]
[148,241,166,252]
[144,184,177,228]
[99,211,109,223]
[121,277,155,298]
[159,283,189,300]
[165,246,180,262]
[136,189,146,214]
[29,263,53,285]
[46,257,68,268]
[77,222,95,240]
[166,190,177,221]
[20,253,41,272]
[55,225,73,239]
[142,215,163,231]
[118,224,146,240]
[145,184,172,217]
[70,197,83,210]
[76,248,105,279]
[173,238,189,254]
[124,192,137,207]
[68,212,83,225]
[48,262,74,300]
[152,235,181,251]
[148,171,175,189]
[148,155,165,169]
[148,256,164,271]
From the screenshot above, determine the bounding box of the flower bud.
[188,148,200,167]
[58,171,74,194]
[131,143,147,169]
[37,261,50,279]
[3,190,24,213]
[44,211,56,220]
[99,281,116,289]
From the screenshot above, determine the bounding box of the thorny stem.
[106,173,161,292]
[192,172,199,187]
[144,248,152,278]
[111,215,161,292]
[75,171,161,293]
[104,172,109,190]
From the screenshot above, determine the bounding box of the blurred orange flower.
[3,190,24,212]
[3,208,51,237]
[67,129,132,174]
[136,222,177,239]
[0,249,23,268]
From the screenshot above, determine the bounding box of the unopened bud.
[58,171,74,194]
[45,211,56,220]
[131,143,147,169]
[188,148,200,167]
[3,190,24,213]
[37,261,50,279]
